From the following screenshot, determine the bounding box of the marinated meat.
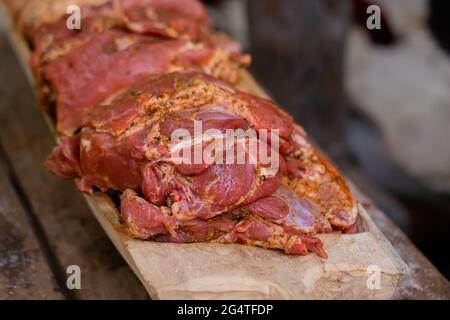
[46,73,358,257]
[24,0,248,134]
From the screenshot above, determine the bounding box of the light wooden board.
[0,2,409,299]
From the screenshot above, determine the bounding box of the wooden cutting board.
[0,2,409,299]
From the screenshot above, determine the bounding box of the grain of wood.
[345,168,450,299]
[0,28,148,299]
[0,148,63,299]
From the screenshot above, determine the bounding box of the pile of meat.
[8,0,358,258]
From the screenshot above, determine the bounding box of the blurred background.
[205,0,450,279]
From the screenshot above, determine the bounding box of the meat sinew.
[45,73,358,258]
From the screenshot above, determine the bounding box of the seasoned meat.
[18,0,210,42]
[123,190,327,257]
[46,73,358,257]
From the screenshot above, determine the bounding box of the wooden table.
[0,28,448,299]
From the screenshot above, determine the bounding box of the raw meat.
[46,73,358,257]
[26,0,249,134]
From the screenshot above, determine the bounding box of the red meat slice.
[240,175,281,206]
[160,108,251,176]
[169,143,212,176]
[141,164,172,206]
[191,163,255,207]
[160,109,249,138]
[44,135,81,179]
[242,196,290,221]
[155,216,237,243]
[238,191,327,257]
[41,30,200,134]
[275,187,322,234]
[86,97,145,136]
[238,92,294,139]
[221,216,310,256]
[121,0,211,40]
[26,0,211,49]
[121,189,176,238]
[45,73,358,257]
[77,128,145,193]
[29,0,248,135]
[123,191,324,257]
[240,187,321,233]
[166,162,256,221]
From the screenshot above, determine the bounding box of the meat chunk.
[123,190,326,257]
[46,73,358,257]
[45,135,81,179]
[27,0,225,69]
[119,0,211,40]
[25,0,248,135]
[40,31,247,134]
[121,189,176,238]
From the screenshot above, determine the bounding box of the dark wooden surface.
[0,16,449,299]
[0,31,148,300]
[0,145,63,299]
